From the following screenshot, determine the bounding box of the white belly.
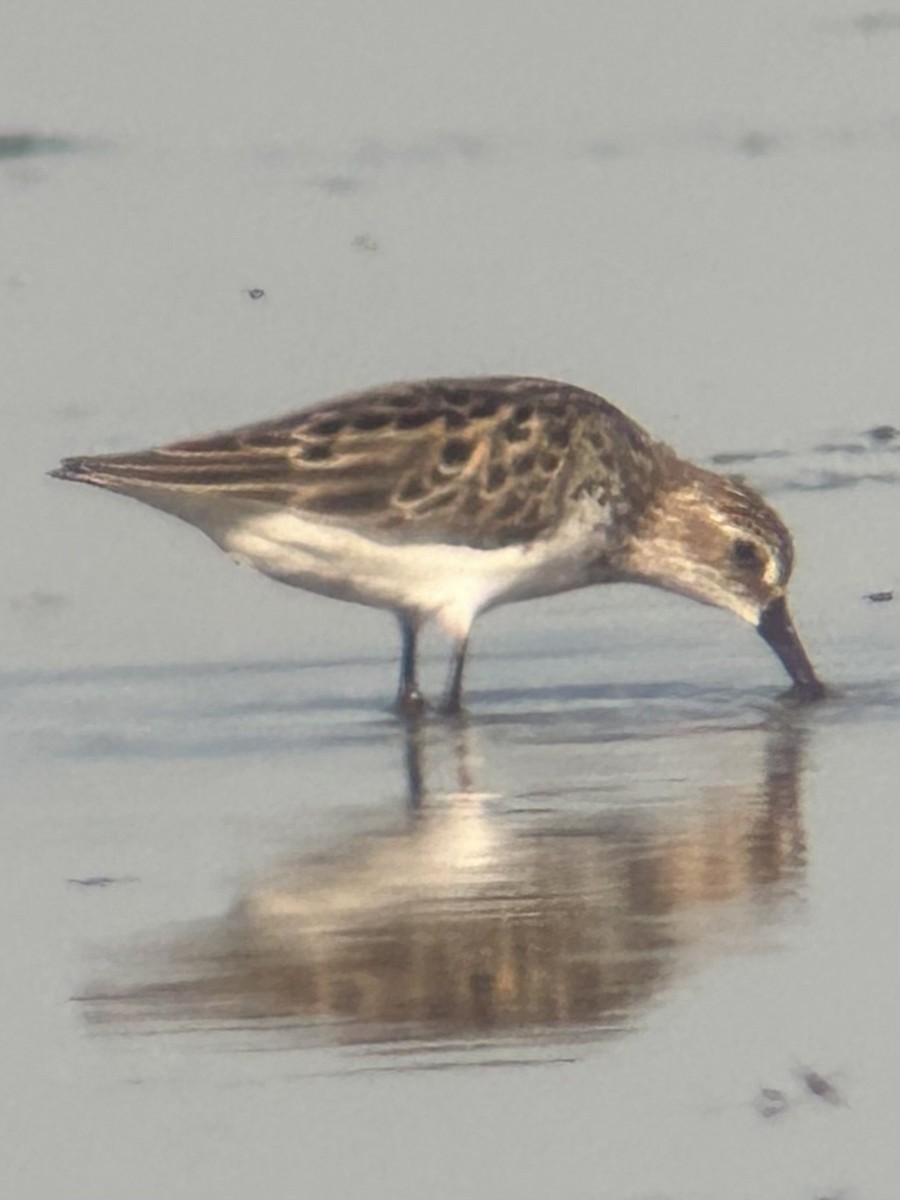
[133,490,610,639]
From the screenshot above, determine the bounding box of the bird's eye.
[732,539,762,570]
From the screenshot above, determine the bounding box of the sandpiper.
[50,376,825,711]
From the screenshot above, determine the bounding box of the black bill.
[757,596,826,701]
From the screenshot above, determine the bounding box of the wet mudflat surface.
[4,621,899,1199]
[3,3,900,1197]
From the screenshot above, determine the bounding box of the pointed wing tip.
[48,458,77,480]
[48,457,101,483]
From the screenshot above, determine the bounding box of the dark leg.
[440,635,470,715]
[394,617,426,716]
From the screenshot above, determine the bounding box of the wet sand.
[3,3,900,1197]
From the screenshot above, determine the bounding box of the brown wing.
[55,377,664,548]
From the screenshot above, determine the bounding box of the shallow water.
[3,3,900,1198]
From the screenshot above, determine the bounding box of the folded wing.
[52,377,661,549]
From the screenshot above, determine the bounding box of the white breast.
[132,488,612,639]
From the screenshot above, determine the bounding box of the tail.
[48,445,292,496]
[47,452,203,495]
[47,449,269,523]
[49,456,106,484]
[48,455,140,490]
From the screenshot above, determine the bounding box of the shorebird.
[50,376,824,712]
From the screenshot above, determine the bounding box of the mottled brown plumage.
[55,377,669,549]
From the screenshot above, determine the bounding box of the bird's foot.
[393,689,428,720]
[437,694,466,719]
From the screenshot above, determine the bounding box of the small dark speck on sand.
[352,233,379,252]
[244,288,265,300]
[0,132,78,159]
[797,1067,845,1107]
[864,590,894,603]
[67,876,138,888]
[867,424,898,442]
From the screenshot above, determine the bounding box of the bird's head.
[624,465,825,699]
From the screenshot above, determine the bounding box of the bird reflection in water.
[83,714,808,1053]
